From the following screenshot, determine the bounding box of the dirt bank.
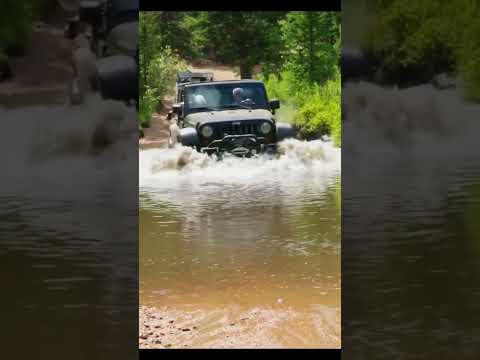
[139,63,240,150]
[139,305,340,349]
[0,22,73,106]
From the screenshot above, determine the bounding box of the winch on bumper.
[201,134,276,157]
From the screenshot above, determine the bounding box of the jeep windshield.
[184,82,269,115]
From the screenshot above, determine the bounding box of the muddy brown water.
[342,82,480,358]
[139,139,341,347]
[0,96,139,359]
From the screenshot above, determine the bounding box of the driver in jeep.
[232,87,253,106]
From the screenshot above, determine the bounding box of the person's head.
[232,87,244,102]
[193,94,207,106]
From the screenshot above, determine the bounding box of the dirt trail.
[189,63,240,81]
[139,63,239,149]
[0,22,73,106]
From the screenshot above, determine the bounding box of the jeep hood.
[185,109,274,125]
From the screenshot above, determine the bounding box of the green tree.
[201,12,287,78]
[155,12,194,59]
[280,11,340,85]
[367,0,480,98]
[0,0,35,54]
[139,12,163,97]
[139,12,185,127]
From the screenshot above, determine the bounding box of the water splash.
[139,138,340,185]
[1,94,138,193]
[139,138,341,224]
[343,82,478,146]
[343,80,480,256]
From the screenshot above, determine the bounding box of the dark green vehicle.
[167,79,296,157]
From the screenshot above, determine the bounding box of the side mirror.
[172,103,182,114]
[269,99,280,110]
[96,55,137,102]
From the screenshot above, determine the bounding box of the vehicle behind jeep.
[167,71,214,119]
[69,0,138,107]
[168,79,296,157]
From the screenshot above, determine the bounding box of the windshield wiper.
[224,103,253,110]
[191,106,218,111]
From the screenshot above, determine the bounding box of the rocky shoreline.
[139,305,341,349]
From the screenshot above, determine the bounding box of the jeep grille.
[215,121,260,137]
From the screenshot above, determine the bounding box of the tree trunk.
[239,63,252,79]
[0,56,13,82]
[308,16,314,83]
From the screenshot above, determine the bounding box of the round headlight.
[260,122,272,134]
[201,125,213,138]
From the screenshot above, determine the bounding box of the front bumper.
[200,134,276,157]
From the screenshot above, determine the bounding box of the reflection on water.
[343,82,480,358]
[0,96,138,359]
[139,139,341,345]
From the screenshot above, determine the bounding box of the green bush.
[293,77,341,147]
[261,71,292,101]
[139,46,185,126]
[365,0,480,99]
[260,70,341,147]
[139,87,159,127]
[148,48,185,102]
[457,20,480,102]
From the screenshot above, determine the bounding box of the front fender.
[276,122,297,141]
[179,127,199,147]
[96,55,138,102]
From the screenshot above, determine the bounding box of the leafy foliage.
[456,10,480,101]
[139,87,159,128]
[261,12,341,147]
[262,71,342,147]
[197,12,287,78]
[139,11,341,145]
[139,12,185,126]
[280,11,340,85]
[0,0,35,54]
[365,0,480,100]
[293,77,341,146]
